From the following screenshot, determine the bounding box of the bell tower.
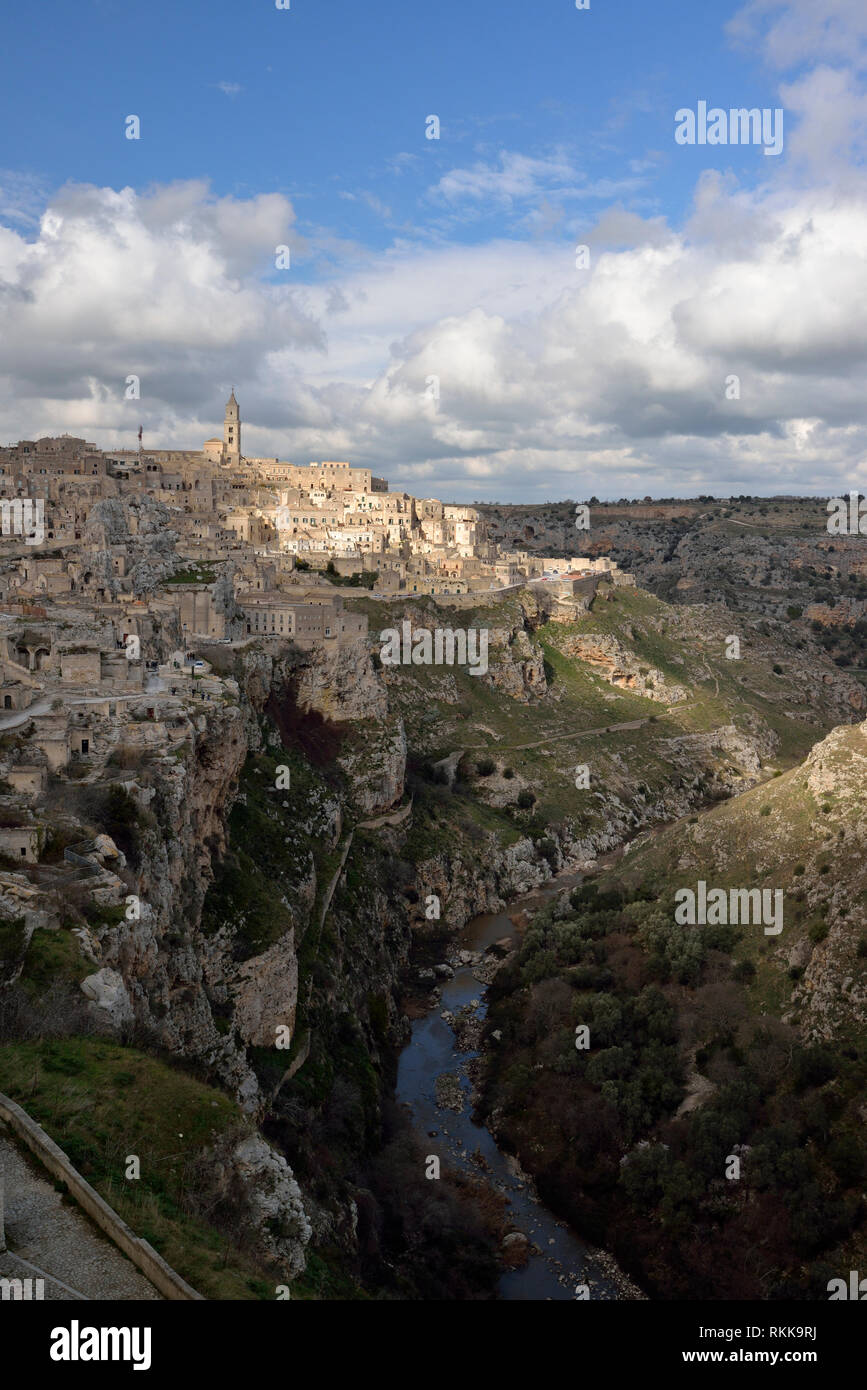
[223,388,241,465]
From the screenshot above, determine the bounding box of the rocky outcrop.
[80,966,135,1030]
[86,496,179,596]
[483,625,547,702]
[294,636,389,724]
[206,1132,312,1279]
[558,632,688,703]
[69,631,409,1116]
[790,724,867,1041]
[229,932,298,1049]
[413,836,556,931]
[85,703,263,1109]
[245,641,407,816]
[653,724,765,781]
[338,718,407,815]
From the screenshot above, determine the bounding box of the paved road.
[0,1128,162,1301]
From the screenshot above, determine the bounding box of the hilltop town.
[0,393,628,1007]
[2,395,866,1303]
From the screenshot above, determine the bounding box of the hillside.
[1,569,864,1300]
[475,718,867,1298]
[479,496,867,640]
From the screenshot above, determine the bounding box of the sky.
[1,0,867,502]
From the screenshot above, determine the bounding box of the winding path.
[433,702,690,773]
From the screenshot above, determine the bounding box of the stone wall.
[0,1092,202,1300]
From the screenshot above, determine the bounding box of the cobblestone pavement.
[0,1126,162,1300]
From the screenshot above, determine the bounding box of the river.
[395,868,644,1301]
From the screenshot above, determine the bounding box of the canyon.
[2,512,866,1298]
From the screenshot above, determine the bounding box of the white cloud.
[727,0,867,71]
[428,151,581,205]
[338,189,393,219]
[5,0,867,500]
[5,173,867,501]
[0,181,321,443]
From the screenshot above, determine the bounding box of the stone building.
[224,389,241,467]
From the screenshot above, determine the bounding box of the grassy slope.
[351,584,855,852]
[598,721,867,1042]
[0,1038,279,1299]
[477,721,867,1298]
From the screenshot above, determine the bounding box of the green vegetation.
[0,1037,277,1299]
[17,927,90,994]
[478,717,867,1297]
[323,561,378,589]
[0,916,27,984]
[200,748,330,959]
[165,564,217,585]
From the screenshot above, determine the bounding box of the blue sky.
[1,0,866,501]
[4,1,783,259]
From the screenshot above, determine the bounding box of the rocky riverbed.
[396,872,646,1301]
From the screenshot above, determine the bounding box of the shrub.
[536,837,558,869]
[476,757,496,777]
[517,790,536,809]
[828,1134,865,1186]
[791,1045,836,1091]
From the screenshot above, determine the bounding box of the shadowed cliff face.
[265,686,346,768]
[4,563,867,1299]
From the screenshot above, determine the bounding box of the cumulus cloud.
[3,1,867,500]
[0,181,321,442]
[5,170,867,500]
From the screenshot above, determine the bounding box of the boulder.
[80,967,134,1030]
